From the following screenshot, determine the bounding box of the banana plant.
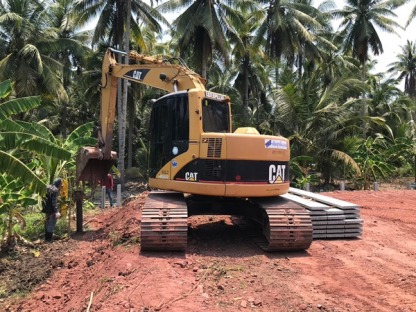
[0,80,96,185]
[0,80,48,194]
[1,119,97,184]
[0,174,37,249]
[350,135,395,190]
[0,79,76,183]
[0,121,96,249]
[0,80,95,248]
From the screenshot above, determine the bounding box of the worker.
[105,173,114,207]
[42,178,62,242]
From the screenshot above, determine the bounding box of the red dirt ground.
[2,189,416,312]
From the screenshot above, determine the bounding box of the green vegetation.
[1,0,416,250]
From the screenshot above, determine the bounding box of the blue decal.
[265,139,288,149]
[172,160,178,168]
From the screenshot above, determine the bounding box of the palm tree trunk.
[242,54,250,125]
[124,0,131,170]
[62,75,70,138]
[117,0,132,188]
[127,93,135,169]
[201,34,209,79]
[117,65,126,187]
[361,62,367,138]
[410,72,416,98]
[62,101,68,138]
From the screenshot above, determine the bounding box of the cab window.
[202,99,230,133]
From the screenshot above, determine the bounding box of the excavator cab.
[148,90,231,180]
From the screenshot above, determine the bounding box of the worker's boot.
[45,231,53,242]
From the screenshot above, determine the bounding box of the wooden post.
[74,190,84,233]
[101,186,106,209]
[414,154,416,184]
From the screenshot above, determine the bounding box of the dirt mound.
[2,190,416,312]
[0,243,68,298]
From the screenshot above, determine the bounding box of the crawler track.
[140,193,313,252]
[140,191,188,251]
[247,197,313,251]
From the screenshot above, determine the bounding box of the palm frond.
[331,149,361,174]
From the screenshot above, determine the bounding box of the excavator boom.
[76,48,207,183]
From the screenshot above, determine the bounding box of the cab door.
[148,93,189,179]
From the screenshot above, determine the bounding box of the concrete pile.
[281,188,363,239]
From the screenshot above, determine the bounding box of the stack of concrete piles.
[281,188,363,239]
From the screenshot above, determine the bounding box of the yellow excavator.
[77,48,313,251]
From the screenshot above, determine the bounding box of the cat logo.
[124,69,149,81]
[185,172,198,181]
[268,164,286,184]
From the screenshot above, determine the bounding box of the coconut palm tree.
[75,0,168,186]
[331,0,402,139]
[228,1,267,124]
[75,0,168,49]
[332,0,402,82]
[255,0,327,82]
[367,75,414,135]
[313,32,360,88]
[388,40,416,98]
[271,69,368,184]
[0,0,67,100]
[158,0,240,78]
[47,0,92,138]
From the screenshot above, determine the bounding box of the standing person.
[42,179,62,242]
[105,173,114,207]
